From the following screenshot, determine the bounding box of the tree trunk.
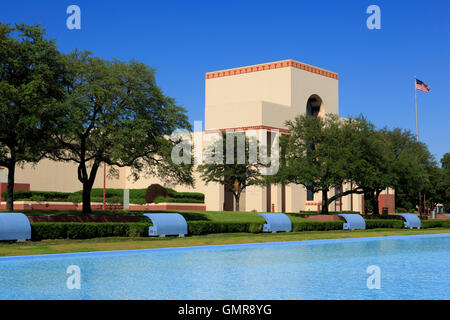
[363,189,375,214]
[82,182,93,213]
[373,189,382,215]
[6,161,15,211]
[363,190,370,214]
[321,189,329,214]
[234,193,240,212]
[78,161,100,214]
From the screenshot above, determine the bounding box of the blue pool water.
[0,233,449,300]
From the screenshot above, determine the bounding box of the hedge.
[365,220,404,229]
[188,221,263,235]
[422,220,450,228]
[166,188,204,201]
[154,196,204,204]
[2,190,72,202]
[27,219,450,240]
[5,188,204,205]
[292,221,344,231]
[31,222,151,240]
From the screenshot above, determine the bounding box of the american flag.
[416,78,430,93]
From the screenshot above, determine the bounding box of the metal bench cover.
[0,213,31,241]
[398,214,421,229]
[258,213,292,233]
[143,213,188,237]
[338,213,366,230]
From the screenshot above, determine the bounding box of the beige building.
[5,59,394,213]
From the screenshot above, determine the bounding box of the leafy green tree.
[275,113,363,214]
[383,128,435,214]
[347,119,395,214]
[274,112,437,215]
[197,132,267,211]
[0,23,66,210]
[51,51,193,213]
[431,153,450,212]
[441,154,450,211]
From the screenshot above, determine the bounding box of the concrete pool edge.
[1,232,450,261]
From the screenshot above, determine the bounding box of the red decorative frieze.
[205,59,338,80]
[205,125,291,134]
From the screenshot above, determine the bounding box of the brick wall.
[378,194,395,214]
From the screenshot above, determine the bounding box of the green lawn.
[1,228,449,257]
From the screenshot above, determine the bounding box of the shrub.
[154,196,204,204]
[129,198,147,205]
[31,222,151,240]
[422,220,450,229]
[30,195,46,202]
[166,188,204,201]
[188,221,344,234]
[145,184,169,203]
[292,221,344,231]
[187,221,263,235]
[365,220,404,229]
[2,190,72,201]
[3,187,204,205]
[68,193,121,204]
[72,189,124,203]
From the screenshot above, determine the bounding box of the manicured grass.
[1,228,449,257]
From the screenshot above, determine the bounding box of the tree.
[0,23,67,210]
[275,113,363,214]
[197,132,267,211]
[427,153,450,212]
[439,153,450,211]
[347,119,396,214]
[51,51,193,213]
[383,128,435,214]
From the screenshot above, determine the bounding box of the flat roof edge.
[205,59,338,80]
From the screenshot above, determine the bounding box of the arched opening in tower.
[306,95,323,117]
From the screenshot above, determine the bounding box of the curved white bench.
[258,213,292,233]
[338,214,366,230]
[143,213,188,237]
[398,214,421,229]
[0,213,31,241]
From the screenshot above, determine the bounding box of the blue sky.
[1,0,449,162]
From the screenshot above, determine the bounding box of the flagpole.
[414,76,422,217]
[415,76,418,142]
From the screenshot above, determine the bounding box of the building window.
[307,186,314,201]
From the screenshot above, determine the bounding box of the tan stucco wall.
[205,60,339,130]
[290,66,339,116]
[12,159,126,192]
